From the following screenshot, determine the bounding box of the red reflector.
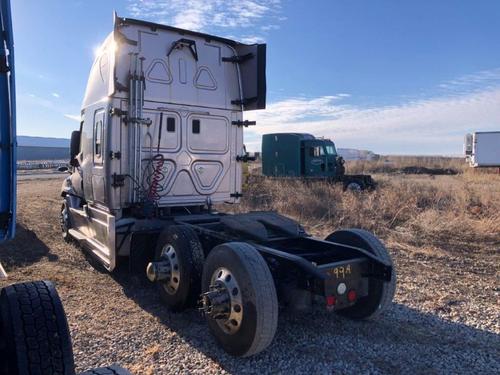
[326,296,336,306]
[347,290,357,302]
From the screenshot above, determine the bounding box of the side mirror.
[70,130,81,166]
[57,166,69,173]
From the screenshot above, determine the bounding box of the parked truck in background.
[262,133,375,190]
[464,131,500,168]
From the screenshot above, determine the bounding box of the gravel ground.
[0,178,499,374]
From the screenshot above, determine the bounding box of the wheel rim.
[347,182,362,191]
[159,244,180,295]
[210,267,243,335]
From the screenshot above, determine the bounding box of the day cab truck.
[59,14,396,357]
[262,133,375,190]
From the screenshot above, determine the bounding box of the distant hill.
[18,136,70,148]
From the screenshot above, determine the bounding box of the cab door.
[91,108,107,205]
[304,141,328,178]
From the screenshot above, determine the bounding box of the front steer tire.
[154,225,204,311]
[202,242,278,357]
[0,281,75,375]
[325,228,396,320]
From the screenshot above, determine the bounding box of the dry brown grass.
[0,163,498,373]
[236,158,500,256]
[233,158,500,320]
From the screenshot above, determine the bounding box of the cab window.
[93,116,104,165]
[94,120,102,156]
[325,145,336,155]
[309,146,324,157]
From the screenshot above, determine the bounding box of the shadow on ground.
[112,264,500,374]
[0,224,58,270]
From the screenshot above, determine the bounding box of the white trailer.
[464,131,500,167]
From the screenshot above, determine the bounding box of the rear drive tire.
[325,229,396,320]
[0,281,75,375]
[79,365,132,375]
[154,225,204,311]
[201,242,278,357]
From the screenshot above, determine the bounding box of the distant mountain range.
[18,136,70,148]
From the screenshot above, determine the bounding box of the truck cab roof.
[83,14,267,111]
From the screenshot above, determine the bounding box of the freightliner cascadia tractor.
[262,133,375,190]
[60,14,396,357]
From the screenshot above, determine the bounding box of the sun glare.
[93,40,118,58]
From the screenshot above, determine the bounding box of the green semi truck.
[262,133,375,190]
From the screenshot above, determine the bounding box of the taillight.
[326,295,336,307]
[347,289,357,302]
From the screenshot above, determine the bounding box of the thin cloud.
[126,0,283,42]
[64,114,81,122]
[51,92,60,98]
[239,35,266,44]
[244,69,500,155]
[20,93,80,124]
[437,68,500,94]
[22,93,55,110]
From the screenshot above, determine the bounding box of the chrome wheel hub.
[147,244,180,294]
[201,267,243,335]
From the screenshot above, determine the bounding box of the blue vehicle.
[0,0,15,244]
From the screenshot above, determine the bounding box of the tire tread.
[0,280,75,375]
[232,243,278,357]
[347,229,396,320]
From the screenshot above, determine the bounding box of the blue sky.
[11,0,500,155]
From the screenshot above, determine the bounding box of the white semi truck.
[60,14,396,357]
[464,131,500,167]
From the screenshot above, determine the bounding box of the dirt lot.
[1,172,499,374]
